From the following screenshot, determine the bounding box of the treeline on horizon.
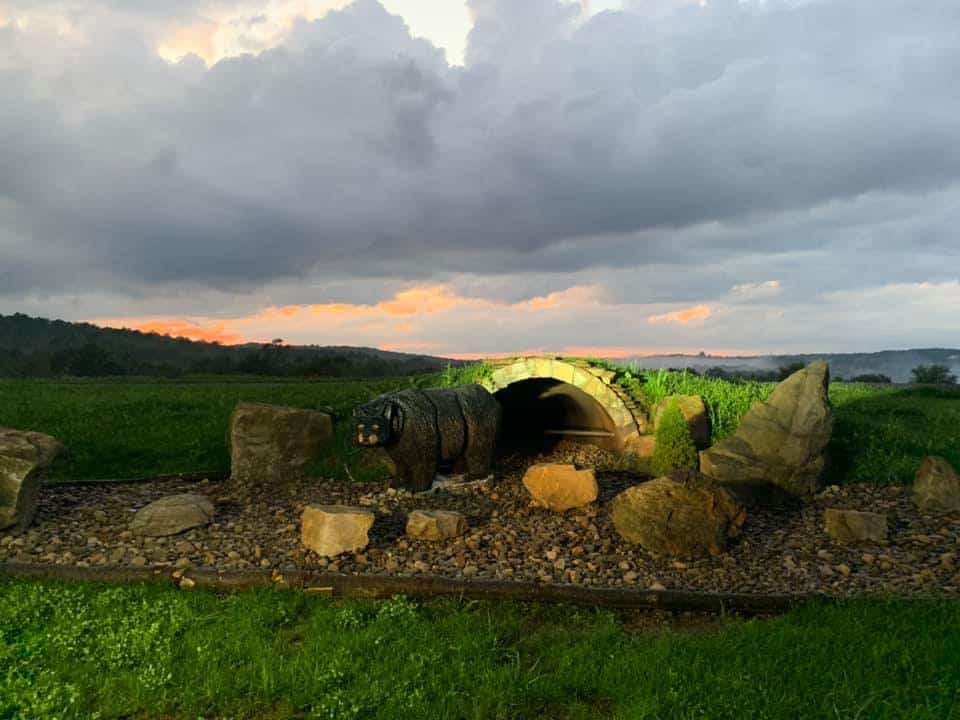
[0,313,450,378]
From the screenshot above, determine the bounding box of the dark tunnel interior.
[494,378,619,453]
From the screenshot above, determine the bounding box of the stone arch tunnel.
[481,358,649,454]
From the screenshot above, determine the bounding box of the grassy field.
[1,367,957,485]
[0,376,412,482]
[2,578,959,719]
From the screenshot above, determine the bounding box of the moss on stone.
[651,400,699,477]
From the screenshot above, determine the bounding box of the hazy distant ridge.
[0,313,452,377]
[621,349,960,383]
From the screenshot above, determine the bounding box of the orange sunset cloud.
[92,283,600,347]
[647,304,713,325]
[106,320,247,345]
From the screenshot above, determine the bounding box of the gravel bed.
[3,443,959,598]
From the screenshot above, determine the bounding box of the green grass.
[609,366,775,441]
[1,368,959,485]
[0,377,410,481]
[828,383,960,484]
[1,578,958,719]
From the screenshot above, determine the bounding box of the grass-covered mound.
[0,367,958,484]
[2,579,959,720]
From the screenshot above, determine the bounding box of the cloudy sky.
[1,0,958,357]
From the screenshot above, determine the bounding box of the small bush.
[651,400,699,476]
[850,373,892,384]
[911,364,957,385]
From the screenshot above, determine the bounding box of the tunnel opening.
[494,378,621,455]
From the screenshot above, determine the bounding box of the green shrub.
[651,400,699,476]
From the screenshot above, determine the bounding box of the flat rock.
[654,395,710,449]
[611,471,747,558]
[229,403,333,494]
[913,456,960,513]
[824,508,888,544]
[522,463,598,512]
[301,505,374,557]
[406,510,468,541]
[0,426,64,531]
[129,494,215,537]
[700,361,833,501]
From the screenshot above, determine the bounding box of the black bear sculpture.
[353,384,501,492]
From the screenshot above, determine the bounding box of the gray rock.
[611,471,747,558]
[913,456,960,513]
[0,426,64,531]
[229,403,333,494]
[130,494,215,537]
[824,509,888,544]
[700,361,833,501]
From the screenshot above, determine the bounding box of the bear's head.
[353,398,403,447]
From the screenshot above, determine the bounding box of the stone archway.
[481,358,649,454]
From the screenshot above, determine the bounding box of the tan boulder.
[913,456,960,513]
[654,395,711,449]
[406,510,468,541]
[301,505,374,557]
[522,463,598,512]
[0,427,64,531]
[611,471,746,558]
[229,403,333,494]
[824,509,888,544]
[700,361,833,501]
[130,494,215,537]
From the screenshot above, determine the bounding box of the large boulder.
[654,395,711,449]
[0,427,63,531]
[301,505,374,557]
[129,494,215,537]
[913,456,960,513]
[824,509,888,544]
[611,471,746,558]
[522,463,598,512]
[406,510,468,541]
[699,361,833,501]
[229,403,333,494]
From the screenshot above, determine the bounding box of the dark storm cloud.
[1,0,960,300]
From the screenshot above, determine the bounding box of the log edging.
[0,561,831,615]
[47,471,229,487]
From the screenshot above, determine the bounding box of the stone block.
[301,505,374,557]
[824,508,888,544]
[406,510,468,541]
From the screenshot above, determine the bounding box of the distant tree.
[851,373,892,384]
[911,364,957,385]
[52,342,125,377]
[778,362,807,380]
[272,338,284,345]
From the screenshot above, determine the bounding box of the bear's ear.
[388,402,404,434]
